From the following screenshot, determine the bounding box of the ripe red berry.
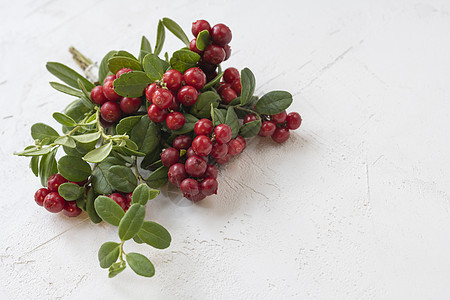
[102,80,122,101]
[204,164,218,179]
[214,124,232,144]
[177,85,199,106]
[272,127,290,143]
[194,119,213,136]
[169,94,180,111]
[200,177,218,196]
[203,45,226,65]
[210,24,232,46]
[173,135,192,150]
[161,147,180,167]
[184,192,206,202]
[185,155,207,177]
[223,44,231,61]
[100,117,114,128]
[145,83,161,103]
[62,201,82,217]
[258,121,277,137]
[286,112,302,130]
[180,178,200,196]
[192,135,213,156]
[183,68,207,90]
[271,110,287,123]
[43,192,65,213]
[235,135,246,149]
[163,69,183,91]
[223,67,240,84]
[192,20,211,37]
[186,148,208,162]
[109,193,127,211]
[228,139,244,156]
[243,114,258,124]
[47,173,68,192]
[231,79,241,95]
[152,89,174,109]
[34,188,50,206]
[210,141,228,158]
[116,68,133,78]
[101,101,121,123]
[147,104,167,123]
[166,112,185,130]
[220,88,237,104]
[189,39,203,55]
[217,82,231,94]
[104,74,116,83]
[90,86,108,105]
[168,163,187,187]
[215,153,231,164]
[119,97,141,114]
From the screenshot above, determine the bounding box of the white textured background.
[1,0,450,299]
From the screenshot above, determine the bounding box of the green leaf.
[57,155,91,182]
[154,20,165,56]
[118,204,145,240]
[162,17,190,46]
[142,53,165,81]
[31,123,59,143]
[94,195,125,226]
[171,114,198,135]
[225,107,239,139]
[46,62,94,91]
[98,242,120,269]
[146,165,169,189]
[133,235,144,244]
[115,50,138,60]
[137,221,171,249]
[106,165,137,193]
[113,71,152,98]
[72,132,101,144]
[86,187,102,223]
[126,253,155,277]
[52,112,76,127]
[83,142,113,163]
[76,195,86,212]
[130,116,160,155]
[131,183,152,206]
[140,36,152,56]
[254,91,293,115]
[65,99,92,122]
[170,49,201,73]
[212,108,227,126]
[240,68,256,105]
[140,145,162,170]
[239,119,261,138]
[202,72,223,91]
[30,156,39,177]
[99,51,117,84]
[38,149,58,186]
[58,182,84,201]
[107,56,141,74]
[108,262,126,278]
[54,136,76,148]
[92,157,123,194]
[196,29,210,51]
[49,82,82,97]
[190,91,220,118]
[15,147,52,157]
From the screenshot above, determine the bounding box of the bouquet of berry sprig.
[15,18,302,278]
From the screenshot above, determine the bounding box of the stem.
[133,157,145,184]
[69,46,93,71]
[118,241,126,263]
[219,104,258,115]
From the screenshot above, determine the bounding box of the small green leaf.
[106,165,137,193]
[94,195,125,226]
[225,107,239,139]
[140,145,163,170]
[131,183,151,206]
[107,56,141,74]
[133,235,144,244]
[31,123,60,143]
[196,29,210,51]
[162,17,190,46]
[137,221,171,249]
[108,262,126,278]
[98,242,120,269]
[91,157,122,194]
[15,147,52,156]
[72,132,101,144]
[76,195,86,212]
[115,50,138,60]
[49,82,82,97]
[142,53,165,81]
[83,142,113,163]
[30,156,39,177]
[58,182,84,201]
[53,112,76,127]
[54,136,76,148]
[86,187,102,223]
[190,91,220,118]
[140,36,152,55]
[146,165,169,189]
[57,155,91,182]
[46,62,94,91]
[65,99,91,122]
[240,68,256,105]
[126,253,155,277]
[113,71,152,98]
[115,116,141,135]
[130,116,160,155]
[154,20,165,56]
[239,119,261,138]
[170,49,201,73]
[254,91,293,115]
[38,149,58,187]
[171,114,198,135]
[118,204,145,240]
[212,108,227,126]
[99,51,117,84]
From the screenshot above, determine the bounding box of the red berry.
[90,86,108,105]
[173,135,192,150]
[62,201,82,217]
[180,178,200,196]
[194,119,213,136]
[177,85,199,106]
[286,112,302,130]
[223,68,240,84]
[183,68,207,90]
[109,193,127,211]
[34,188,50,206]
[163,69,183,91]
[192,20,211,37]
[119,97,141,114]
[217,82,231,94]
[47,174,68,192]
[220,88,237,104]
[116,68,133,78]
[152,89,174,109]
[203,45,225,65]
[210,141,228,158]
[206,71,218,83]
[215,153,231,164]
[100,117,114,128]
[192,135,213,156]
[145,83,161,103]
[169,93,180,111]
[200,177,218,196]
[161,147,180,167]
[243,114,258,124]
[204,164,218,179]
[101,101,121,123]
[271,111,287,123]
[184,192,206,202]
[235,135,246,149]
[185,155,207,177]
[168,163,188,187]
[103,80,122,101]
[104,74,116,83]
[214,124,232,144]
[258,121,277,137]
[223,44,231,61]
[228,139,244,156]
[189,39,203,55]
[147,104,167,123]
[272,127,290,143]
[210,24,232,46]
[166,112,185,130]
[125,193,132,211]
[43,192,65,213]
[231,79,241,95]
[186,148,208,162]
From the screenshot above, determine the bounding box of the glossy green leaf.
[140,35,152,55]
[54,136,76,148]
[140,145,162,170]
[142,53,165,81]
[254,91,293,115]
[154,20,165,56]
[72,132,101,144]
[190,91,220,118]
[107,56,141,74]
[58,182,84,201]
[53,112,76,127]
[31,123,59,143]
[212,108,227,126]
[86,187,102,223]
[94,195,125,226]
[106,165,137,193]
[225,107,239,138]
[240,68,255,105]
[15,147,51,156]
[99,51,117,84]
[115,116,141,135]
[196,29,210,50]
[49,82,82,97]
[114,50,138,60]
[38,149,58,187]
[118,204,145,240]
[130,116,160,154]
[170,49,201,73]
[98,242,120,269]
[83,142,112,163]
[131,183,152,206]
[162,17,190,46]
[108,262,126,278]
[126,253,155,277]
[171,113,198,135]
[239,119,261,138]
[57,155,91,182]
[92,157,123,194]
[46,62,95,91]
[30,156,39,177]
[146,165,169,188]
[64,99,92,122]
[137,221,171,249]
[113,71,151,98]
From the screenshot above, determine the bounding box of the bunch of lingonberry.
[16,18,302,278]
